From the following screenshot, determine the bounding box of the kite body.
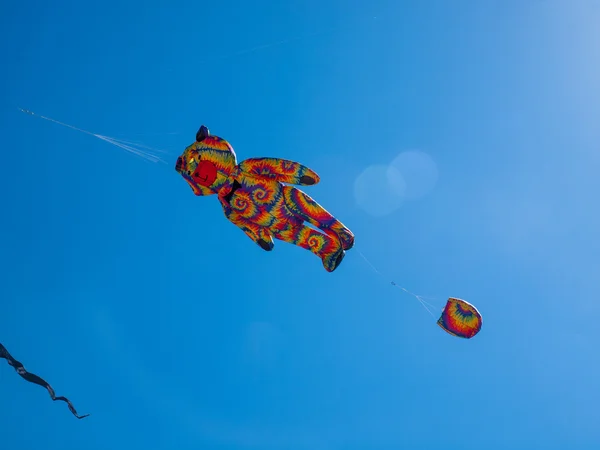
[175,126,354,272]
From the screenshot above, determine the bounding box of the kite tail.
[51,394,90,419]
[0,343,89,419]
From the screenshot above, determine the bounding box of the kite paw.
[257,238,274,251]
[322,248,345,272]
[300,175,317,185]
[336,228,354,251]
[326,225,354,251]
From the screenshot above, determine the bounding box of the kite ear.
[196,125,210,142]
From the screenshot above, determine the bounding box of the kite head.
[175,125,238,196]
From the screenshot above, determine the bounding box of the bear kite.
[175,125,354,272]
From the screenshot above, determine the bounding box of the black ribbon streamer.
[0,343,89,419]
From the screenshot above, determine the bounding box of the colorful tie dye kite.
[437,297,482,339]
[0,343,89,419]
[175,125,354,272]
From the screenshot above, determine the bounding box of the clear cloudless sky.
[1,1,599,449]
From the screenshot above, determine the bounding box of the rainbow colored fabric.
[437,298,482,339]
[175,130,354,272]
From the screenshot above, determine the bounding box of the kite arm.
[237,157,320,186]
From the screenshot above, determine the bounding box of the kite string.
[95,135,166,164]
[98,136,172,155]
[18,108,170,164]
[356,248,439,319]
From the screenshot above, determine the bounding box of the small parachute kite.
[362,257,483,340]
[0,343,89,419]
[437,297,482,339]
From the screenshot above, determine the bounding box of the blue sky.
[1,0,599,448]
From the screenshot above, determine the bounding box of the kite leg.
[282,185,354,250]
[272,222,345,272]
